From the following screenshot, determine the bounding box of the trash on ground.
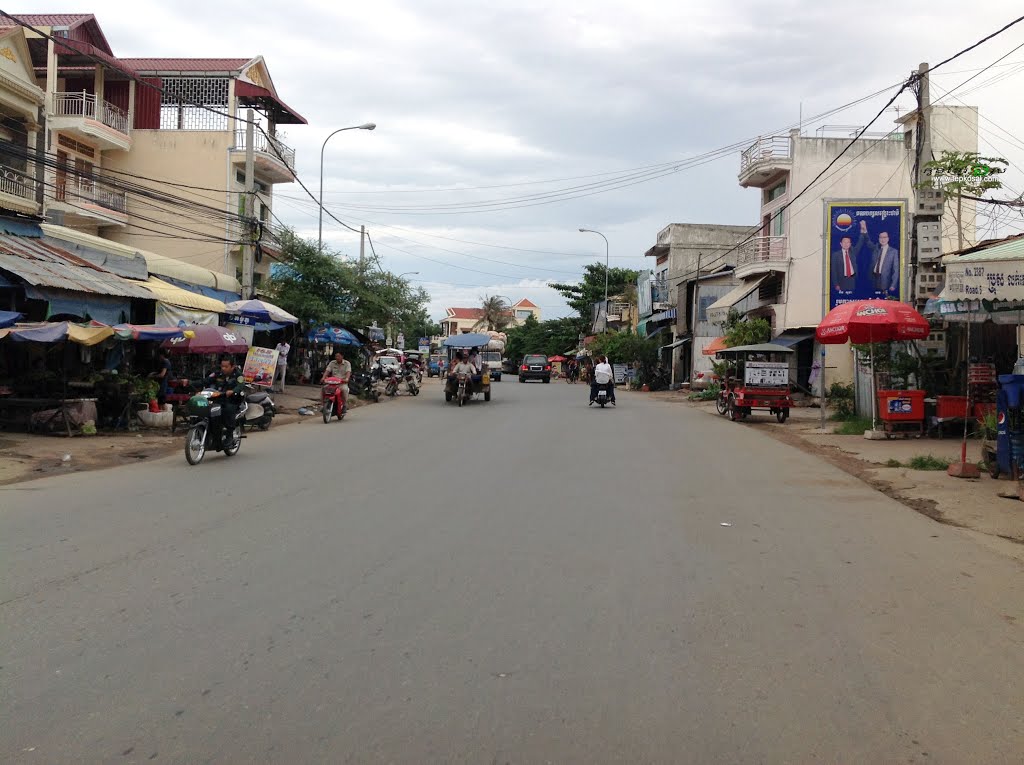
[720,522,732,527]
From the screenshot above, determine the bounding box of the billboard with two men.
[825,200,907,310]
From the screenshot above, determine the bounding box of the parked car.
[377,356,401,376]
[428,354,444,377]
[519,354,551,383]
[690,369,720,391]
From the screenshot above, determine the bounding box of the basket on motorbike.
[186,392,220,418]
[321,376,344,396]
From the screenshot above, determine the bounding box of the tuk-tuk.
[442,333,492,406]
[714,342,794,423]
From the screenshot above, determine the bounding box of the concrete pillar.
[45,38,57,115]
[93,66,104,104]
[128,79,136,127]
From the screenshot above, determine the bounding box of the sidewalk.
[642,389,1024,551]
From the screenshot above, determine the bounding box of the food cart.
[714,343,794,423]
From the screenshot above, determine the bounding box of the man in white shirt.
[273,341,290,393]
[590,355,616,406]
[322,351,352,412]
[468,347,482,373]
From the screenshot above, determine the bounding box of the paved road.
[2,379,1022,764]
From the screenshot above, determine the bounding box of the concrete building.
[440,299,542,336]
[718,109,978,386]
[11,14,304,291]
[0,25,45,218]
[642,223,752,382]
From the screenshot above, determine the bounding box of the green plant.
[916,150,1008,251]
[980,410,998,440]
[827,382,856,420]
[834,417,873,435]
[721,309,771,347]
[908,454,952,471]
[688,383,720,401]
[885,458,903,468]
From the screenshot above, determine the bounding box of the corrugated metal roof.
[118,58,250,73]
[943,234,1024,264]
[144,277,226,312]
[0,234,154,300]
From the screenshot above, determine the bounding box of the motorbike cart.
[441,333,493,405]
[714,343,795,423]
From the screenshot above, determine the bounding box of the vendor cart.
[714,343,794,423]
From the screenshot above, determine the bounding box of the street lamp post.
[318,122,376,252]
[579,228,610,323]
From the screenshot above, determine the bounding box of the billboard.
[824,200,907,310]
[242,347,279,387]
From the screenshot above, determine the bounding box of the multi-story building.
[0,25,45,218]
[642,223,752,382]
[440,300,542,336]
[720,110,978,385]
[12,14,304,292]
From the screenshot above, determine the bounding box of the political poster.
[824,200,907,310]
[242,347,279,387]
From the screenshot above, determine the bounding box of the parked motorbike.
[402,361,420,396]
[183,389,247,465]
[321,376,348,423]
[349,369,380,402]
[243,387,276,431]
[383,365,400,398]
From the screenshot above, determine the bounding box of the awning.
[649,308,677,323]
[661,337,691,350]
[0,234,155,300]
[703,336,728,356]
[645,325,666,340]
[0,310,22,328]
[40,225,241,293]
[941,239,1024,303]
[0,321,114,345]
[772,330,815,348]
[160,275,240,304]
[143,277,227,312]
[24,286,130,325]
[234,81,308,125]
[706,275,771,324]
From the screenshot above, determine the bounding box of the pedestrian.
[150,349,172,406]
[274,339,291,393]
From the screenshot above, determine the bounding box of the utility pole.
[687,250,703,387]
[359,225,366,276]
[241,109,256,300]
[911,62,943,312]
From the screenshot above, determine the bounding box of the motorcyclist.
[322,350,352,413]
[590,355,616,406]
[207,355,245,447]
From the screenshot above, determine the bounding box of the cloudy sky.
[42,1,1024,319]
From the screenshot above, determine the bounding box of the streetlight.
[579,228,610,312]
[318,122,376,252]
[397,271,420,279]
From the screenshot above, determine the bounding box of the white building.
[714,108,978,386]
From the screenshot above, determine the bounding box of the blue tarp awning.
[773,330,815,348]
[160,275,240,304]
[0,309,21,328]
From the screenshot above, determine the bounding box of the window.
[767,180,786,202]
[771,209,784,237]
[515,310,531,320]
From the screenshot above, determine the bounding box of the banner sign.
[825,200,907,310]
[744,362,789,386]
[242,347,279,387]
[944,259,1024,302]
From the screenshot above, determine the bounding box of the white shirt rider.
[594,361,613,385]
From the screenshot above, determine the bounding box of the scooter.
[402,362,420,396]
[321,376,348,423]
[183,389,248,465]
[591,382,615,408]
[243,387,276,431]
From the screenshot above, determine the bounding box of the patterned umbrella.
[816,299,930,345]
[162,325,249,354]
[223,299,299,324]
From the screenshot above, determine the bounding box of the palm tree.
[474,295,512,331]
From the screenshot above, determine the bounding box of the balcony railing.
[739,136,791,175]
[56,178,127,215]
[0,165,36,201]
[235,130,296,171]
[737,235,788,267]
[53,92,131,135]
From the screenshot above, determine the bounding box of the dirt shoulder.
[0,382,410,486]
[642,389,1024,557]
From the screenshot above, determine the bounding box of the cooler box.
[877,389,925,422]
[936,395,969,420]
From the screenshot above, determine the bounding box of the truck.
[482,336,506,381]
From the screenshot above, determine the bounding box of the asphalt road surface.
[2,379,1022,764]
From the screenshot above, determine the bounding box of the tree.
[474,295,512,331]
[550,263,640,322]
[722,309,771,348]
[265,229,356,324]
[917,150,1008,251]
[588,330,659,383]
[504,316,581,361]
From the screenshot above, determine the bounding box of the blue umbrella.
[0,310,21,329]
[223,299,299,324]
[442,333,492,349]
[307,325,363,346]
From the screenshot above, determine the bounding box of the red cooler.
[877,389,925,422]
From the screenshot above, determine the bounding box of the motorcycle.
[349,369,380,403]
[321,376,348,423]
[455,372,470,407]
[243,387,276,431]
[591,382,614,409]
[183,389,247,465]
[383,365,400,398]
[402,361,420,396]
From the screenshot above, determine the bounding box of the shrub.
[908,455,952,471]
[834,417,873,435]
[828,382,856,420]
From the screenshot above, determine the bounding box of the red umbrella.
[162,325,250,354]
[816,300,930,432]
[816,299,930,344]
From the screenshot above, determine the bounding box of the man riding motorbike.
[322,350,352,414]
[590,355,616,406]
[207,355,246,448]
